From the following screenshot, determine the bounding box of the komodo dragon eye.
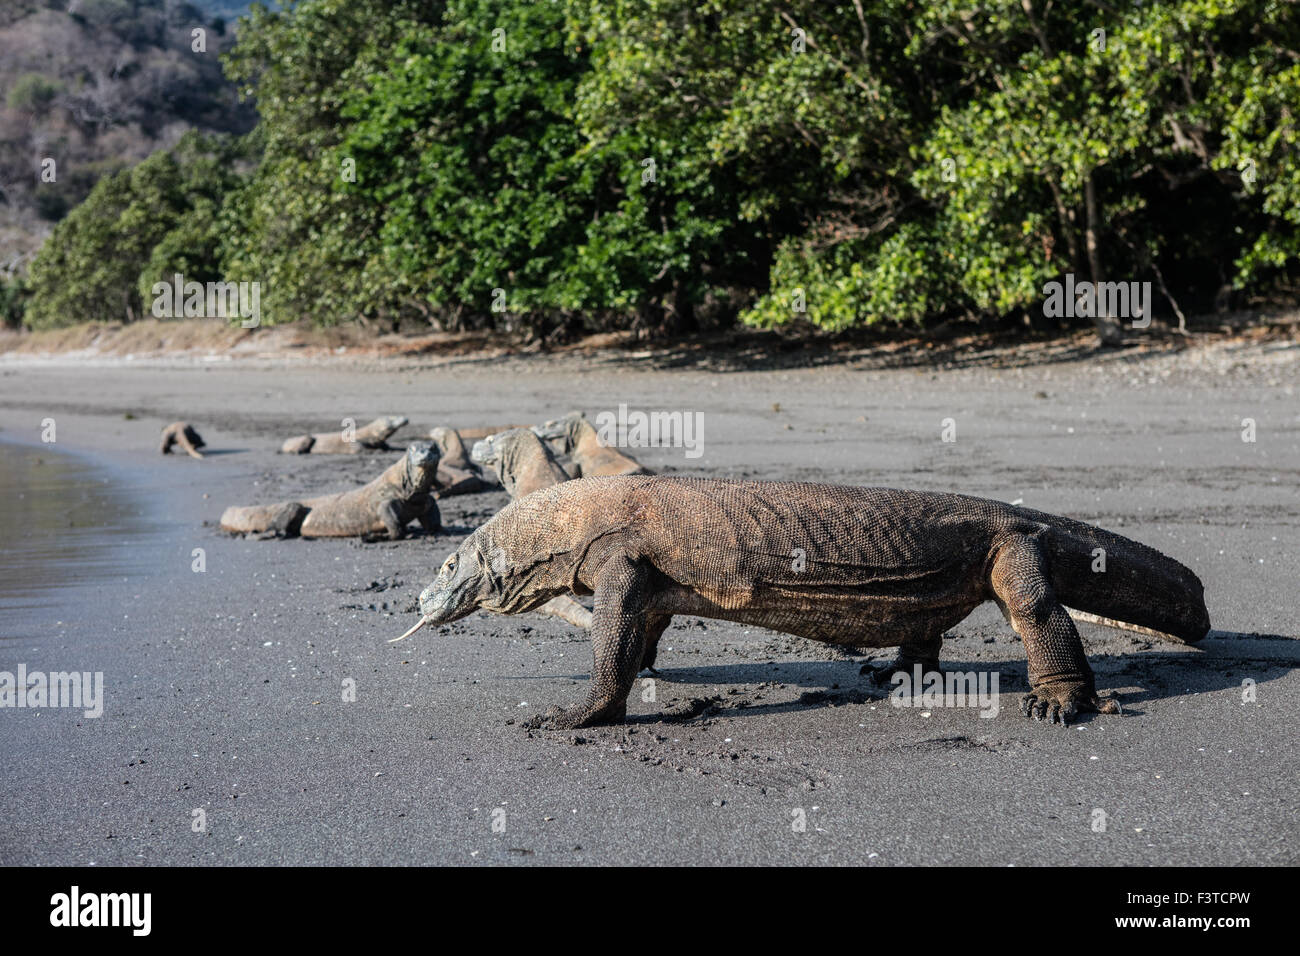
[440,555,457,579]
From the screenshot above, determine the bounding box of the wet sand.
[0,338,1296,865]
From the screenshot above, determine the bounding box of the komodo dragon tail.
[1031,510,1211,644]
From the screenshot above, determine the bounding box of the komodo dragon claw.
[521,703,624,731]
[1020,685,1122,725]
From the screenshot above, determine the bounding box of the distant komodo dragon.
[160,422,205,459]
[468,427,591,628]
[280,415,408,454]
[470,428,571,499]
[533,411,652,478]
[220,442,441,540]
[401,477,1211,729]
[429,426,494,497]
[456,424,532,441]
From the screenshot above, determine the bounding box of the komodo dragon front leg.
[992,534,1120,724]
[374,497,408,541]
[416,499,442,537]
[369,494,441,541]
[523,553,650,730]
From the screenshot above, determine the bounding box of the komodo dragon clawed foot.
[992,532,1129,726]
[1021,684,1121,725]
[521,701,626,731]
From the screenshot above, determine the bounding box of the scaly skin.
[279,415,408,454]
[470,428,570,499]
[220,443,441,540]
[456,424,533,441]
[411,477,1210,729]
[160,422,205,459]
[533,411,652,478]
[469,427,592,628]
[429,426,492,497]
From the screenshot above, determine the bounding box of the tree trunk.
[1084,172,1123,346]
[665,279,698,335]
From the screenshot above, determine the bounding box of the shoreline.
[3,312,1298,375]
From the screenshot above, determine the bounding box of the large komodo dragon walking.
[220,443,441,539]
[403,477,1210,729]
[160,422,206,459]
[533,411,652,478]
[280,415,408,454]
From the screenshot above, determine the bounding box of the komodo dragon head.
[531,410,586,453]
[429,426,467,461]
[468,429,512,473]
[397,485,582,640]
[400,441,441,492]
[468,427,565,496]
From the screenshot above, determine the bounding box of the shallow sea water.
[0,441,162,631]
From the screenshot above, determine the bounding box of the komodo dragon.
[429,426,493,497]
[470,428,571,498]
[220,442,441,540]
[280,415,409,454]
[533,411,652,478]
[457,424,532,441]
[160,422,205,459]
[468,427,591,628]
[401,477,1210,729]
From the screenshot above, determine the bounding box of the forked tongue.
[390,616,432,643]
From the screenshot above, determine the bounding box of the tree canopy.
[16,0,1300,338]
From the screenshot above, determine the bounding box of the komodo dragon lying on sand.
[457,424,532,441]
[220,442,441,539]
[470,428,571,498]
[280,415,408,454]
[533,411,652,478]
[429,426,493,497]
[160,422,206,459]
[400,477,1210,729]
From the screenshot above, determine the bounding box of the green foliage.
[0,274,27,328]
[218,0,433,325]
[6,73,63,112]
[332,0,592,326]
[23,133,248,329]
[18,0,1300,334]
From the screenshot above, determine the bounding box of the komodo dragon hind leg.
[523,553,649,730]
[865,632,943,687]
[638,613,672,675]
[992,534,1121,725]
